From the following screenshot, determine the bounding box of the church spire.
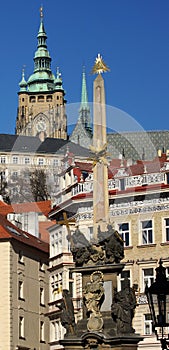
[34,6,51,73]
[81,66,88,107]
[79,67,91,130]
[26,6,54,92]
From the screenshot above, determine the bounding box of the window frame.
[163,217,169,243]
[142,267,155,291]
[1,156,6,164]
[18,280,24,300]
[19,316,25,339]
[118,222,130,247]
[40,287,45,306]
[18,250,24,265]
[24,157,30,165]
[38,157,44,166]
[117,269,131,291]
[40,320,45,342]
[140,219,154,245]
[144,313,153,335]
[12,156,19,164]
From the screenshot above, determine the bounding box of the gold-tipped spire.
[91,53,110,75]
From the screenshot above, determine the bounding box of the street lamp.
[145,259,169,350]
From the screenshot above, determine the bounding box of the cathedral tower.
[16,7,67,141]
[69,67,92,148]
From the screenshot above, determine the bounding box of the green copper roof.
[19,68,27,92]
[27,11,54,92]
[18,8,66,95]
[79,67,91,130]
[81,66,89,106]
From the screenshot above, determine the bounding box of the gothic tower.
[69,67,92,148]
[16,8,67,141]
[79,66,91,131]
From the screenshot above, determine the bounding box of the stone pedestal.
[74,264,124,325]
[60,263,143,350]
[60,332,142,350]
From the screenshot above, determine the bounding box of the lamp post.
[145,259,169,350]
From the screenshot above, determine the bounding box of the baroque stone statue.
[83,271,105,332]
[58,289,76,335]
[111,278,137,334]
[70,224,124,267]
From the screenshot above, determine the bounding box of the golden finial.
[91,53,110,75]
[40,5,43,19]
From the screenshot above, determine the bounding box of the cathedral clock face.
[36,116,47,132]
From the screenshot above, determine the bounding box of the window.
[46,95,52,102]
[118,270,130,290]
[38,158,44,165]
[29,96,36,103]
[55,321,62,340]
[50,231,62,257]
[144,314,152,335]
[118,223,130,246]
[12,156,18,164]
[40,321,45,342]
[19,316,24,339]
[51,273,62,301]
[120,178,125,191]
[143,268,154,290]
[38,95,44,102]
[18,281,24,300]
[18,250,24,264]
[39,261,45,272]
[24,157,30,164]
[53,159,59,166]
[141,220,153,244]
[89,227,93,241]
[40,287,45,306]
[1,156,6,164]
[23,214,28,232]
[164,218,169,242]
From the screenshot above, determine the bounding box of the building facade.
[47,152,169,350]
[0,214,49,350]
[0,134,90,204]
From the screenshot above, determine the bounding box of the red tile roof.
[0,200,51,217]
[0,214,49,253]
[12,200,51,216]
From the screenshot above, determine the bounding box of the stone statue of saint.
[58,289,76,335]
[83,271,105,332]
[111,278,137,334]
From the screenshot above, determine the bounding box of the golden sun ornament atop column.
[91,53,110,75]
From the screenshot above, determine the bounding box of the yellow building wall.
[0,241,12,349]
[0,239,49,350]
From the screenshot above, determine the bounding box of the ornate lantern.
[145,259,169,350]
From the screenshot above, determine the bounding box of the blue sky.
[0,0,169,134]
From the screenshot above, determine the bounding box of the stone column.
[92,73,109,238]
